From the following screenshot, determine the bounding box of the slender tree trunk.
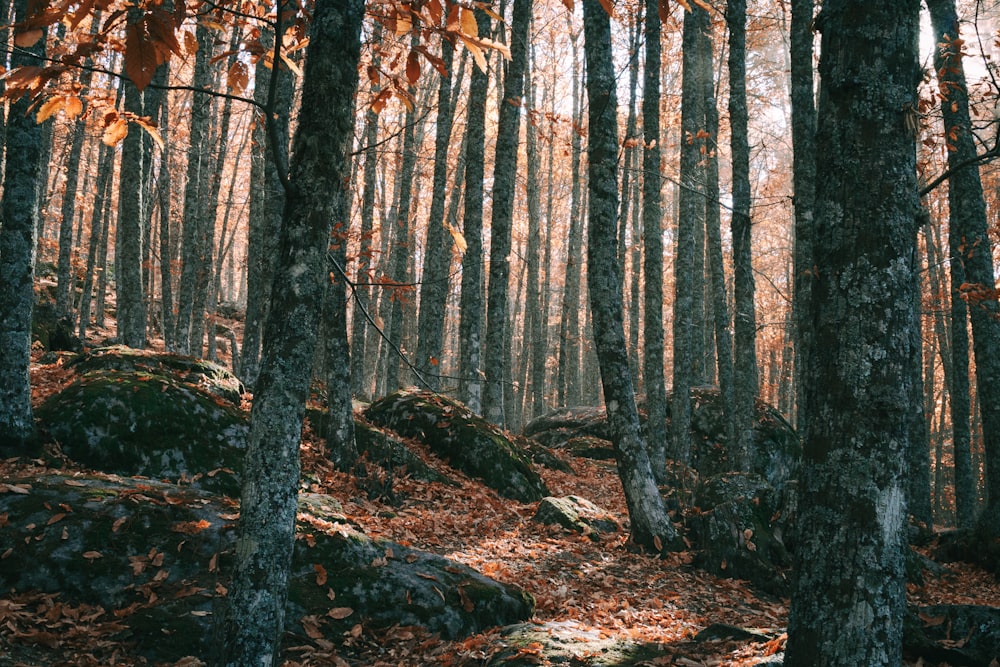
[790,0,816,434]
[414,38,457,390]
[784,1,919,663]
[581,0,680,553]
[927,0,1000,538]
[217,0,363,660]
[672,6,709,466]
[240,11,294,386]
[0,0,45,451]
[642,0,667,483]
[483,0,530,425]
[727,0,758,471]
[908,212,934,528]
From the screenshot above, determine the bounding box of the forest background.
[1,0,1000,662]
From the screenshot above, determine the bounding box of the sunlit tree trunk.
[0,0,45,451]
[582,0,680,553]
[483,0,530,425]
[641,0,667,483]
[785,1,919,663]
[217,0,363,660]
[928,0,1000,537]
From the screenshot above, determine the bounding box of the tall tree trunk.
[176,21,216,356]
[927,0,1000,538]
[727,0,758,471]
[414,38,456,390]
[908,211,934,528]
[558,21,584,408]
[158,93,176,349]
[483,0,530,425]
[642,0,667,483]
[459,9,491,414]
[0,0,45,451]
[672,5,709,466]
[790,0,816,434]
[78,140,116,340]
[784,1,919,664]
[581,0,680,553]
[217,0,364,660]
[240,9,295,387]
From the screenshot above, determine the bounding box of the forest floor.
[3,353,1000,666]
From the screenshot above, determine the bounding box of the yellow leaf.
[134,116,164,151]
[445,220,467,254]
[460,7,478,37]
[394,8,412,36]
[36,97,63,124]
[63,95,83,119]
[460,35,487,74]
[280,52,302,77]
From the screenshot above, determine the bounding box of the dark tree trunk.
[727,0,758,471]
[641,0,667,483]
[78,140,115,341]
[459,9,490,414]
[927,0,1000,538]
[790,0,816,435]
[217,0,364,661]
[784,2,919,664]
[0,0,45,451]
[414,39,456,390]
[581,0,680,553]
[672,6,709,466]
[483,0,530,425]
[240,10,294,387]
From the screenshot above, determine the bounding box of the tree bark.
[784,1,919,664]
[483,0,531,425]
[581,0,680,553]
[0,0,45,451]
[642,0,667,483]
[217,0,363,661]
[927,0,1000,538]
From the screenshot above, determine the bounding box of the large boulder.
[686,472,792,595]
[524,387,800,493]
[533,496,620,539]
[35,352,248,495]
[364,389,549,502]
[0,474,535,663]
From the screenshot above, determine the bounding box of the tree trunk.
[790,0,816,435]
[642,0,667,484]
[727,0,758,471]
[78,140,116,341]
[581,0,680,553]
[0,0,45,451]
[784,2,919,664]
[414,38,457,391]
[927,0,1000,538]
[483,0,530,425]
[217,0,363,660]
[240,9,294,386]
[672,5,709,466]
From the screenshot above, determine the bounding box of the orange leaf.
[405,50,420,86]
[102,118,128,146]
[36,97,63,123]
[327,607,354,619]
[314,563,328,586]
[596,0,615,18]
[125,20,158,91]
[460,7,477,37]
[83,550,103,560]
[14,28,43,48]
[46,512,66,526]
[228,60,249,95]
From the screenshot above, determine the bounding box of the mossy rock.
[687,472,791,595]
[66,346,244,405]
[364,389,549,502]
[0,474,535,663]
[533,496,619,539]
[524,388,801,493]
[35,369,247,495]
[486,620,668,666]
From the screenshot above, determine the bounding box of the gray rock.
[533,495,620,538]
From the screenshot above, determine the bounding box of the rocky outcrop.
[364,389,549,502]
[0,473,535,663]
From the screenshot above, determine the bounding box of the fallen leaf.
[327,607,354,619]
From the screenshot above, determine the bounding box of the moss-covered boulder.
[66,346,245,405]
[0,474,535,663]
[686,472,792,595]
[533,496,619,539]
[524,388,801,493]
[364,389,549,502]
[35,368,247,495]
